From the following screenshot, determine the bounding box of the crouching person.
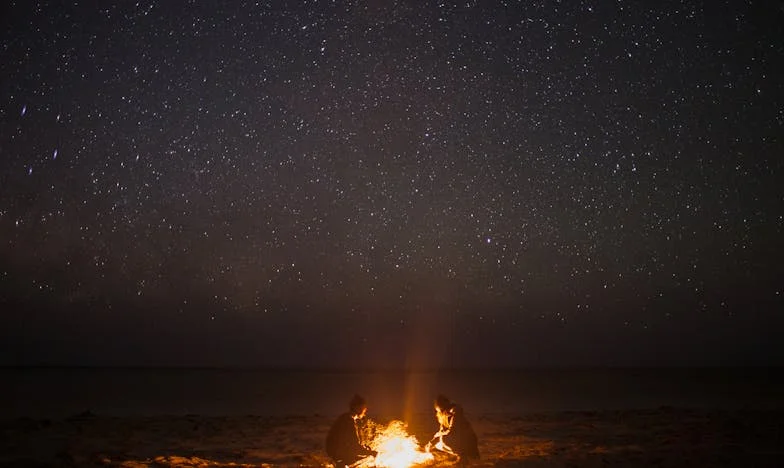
[426,394,479,464]
[326,394,376,467]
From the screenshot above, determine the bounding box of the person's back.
[444,405,479,460]
[326,412,365,465]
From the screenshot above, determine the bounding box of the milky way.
[1,1,782,367]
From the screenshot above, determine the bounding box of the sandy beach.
[3,407,783,467]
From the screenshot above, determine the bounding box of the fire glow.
[357,420,433,468]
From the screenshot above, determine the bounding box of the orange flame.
[356,420,433,468]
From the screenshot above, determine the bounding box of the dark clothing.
[326,413,373,466]
[443,411,479,460]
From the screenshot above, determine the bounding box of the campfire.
[355,420,434,468]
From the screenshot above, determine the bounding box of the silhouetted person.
[326,394,375,467]
[426,394,479,463]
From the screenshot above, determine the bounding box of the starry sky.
[1,1,782,368]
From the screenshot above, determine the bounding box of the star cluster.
[1,1,782,367]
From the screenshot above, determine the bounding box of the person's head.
[434,394,451,412]
[349,394,368,419]
[434,394,454,428]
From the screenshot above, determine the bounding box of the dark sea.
[2,367,783,419]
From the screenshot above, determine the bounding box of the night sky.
[1,1,782,368]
